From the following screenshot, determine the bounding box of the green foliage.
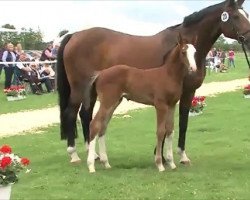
[213,35,242,51]
[1,91,250,199]
[58,29,69,37]
[0,24,45,50]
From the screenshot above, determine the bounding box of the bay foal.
[87,36,197,173]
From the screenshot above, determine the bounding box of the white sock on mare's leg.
[87,137,97,173]
[67,146,81,163]
[165,132,176,169]
[177,147,191,164]
[98,135,111,169]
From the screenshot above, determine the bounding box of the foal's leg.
[165,106,176,170]
[178,92,195,164]
[155,103,168,172]
[87,97,121,173]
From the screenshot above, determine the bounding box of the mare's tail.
[57,34,73,140]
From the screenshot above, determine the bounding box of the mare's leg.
[87,96,122,173]
[178,92,195,164]
[79,89,97,151]
[155,102,168,172]
[64,86,84,163]
[165,106,176,170]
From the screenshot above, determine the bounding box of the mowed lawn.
[1,91,250,199]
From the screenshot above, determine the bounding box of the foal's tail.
[57,33,73,140]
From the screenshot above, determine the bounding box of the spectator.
[220,50,226,64]
[228,48,236,68]
[51,44,59,58]
[15,43,24,60]
[40,44,55,61]
[1,43,17,89]
[30,61,54,93]
[0,43,7,78]
[15,53,42,95]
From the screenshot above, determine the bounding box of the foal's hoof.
[157,165,165,172]
[104,163,111,169]
[180,159,191,165]
[168,162,177,170]
[88,166,96,173]
[70,158,81,164]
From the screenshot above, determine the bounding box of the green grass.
[204,53,249,83]
[1,91,250,199]
[0,52,249,114]
[0,74,57,114]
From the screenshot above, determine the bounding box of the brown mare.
[57,0,250,164]
[87,36,197,173]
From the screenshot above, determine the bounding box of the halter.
[222,9,250,69]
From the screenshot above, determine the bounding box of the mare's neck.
[160,4,224,68]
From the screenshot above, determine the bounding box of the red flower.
[0,156,12,169]
[192,100,198,107]
[199,96,206,101]
[0,145,12,154]
[21,158,30,166]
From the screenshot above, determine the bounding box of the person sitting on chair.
[29,60,54,93]
[15,53,43,95]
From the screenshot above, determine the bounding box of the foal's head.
[176,34,197,72]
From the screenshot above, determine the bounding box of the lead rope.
[241,41,250,69]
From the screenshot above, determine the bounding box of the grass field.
[0,53,249,114]
[1,91,250,199]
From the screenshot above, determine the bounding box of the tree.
[213,35,242,52]
[0,24,45,50]
[58,29,69,37]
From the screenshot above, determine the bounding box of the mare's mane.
[183,1,225,27]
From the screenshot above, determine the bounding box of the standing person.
[51,44,59,59]
[0,43,7,79]
[40,44,56,61]
[220,50,226,64]
[15,43,24,60]
[228,48,236,68]
[1,43,17,89]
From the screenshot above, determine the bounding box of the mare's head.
[220,0,250,49]
[176,34,197,72]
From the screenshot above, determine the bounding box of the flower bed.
[0,145,30,186]
[4,85,26,101]
[243,84,250,98]
[189,96,206,116]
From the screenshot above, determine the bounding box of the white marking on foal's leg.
[67,146,81,163]
[98,135,111,169]
[87,137,97,173]
[177,147,191,164]
[165,132,176,170]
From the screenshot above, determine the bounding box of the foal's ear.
[177,33,183,46]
